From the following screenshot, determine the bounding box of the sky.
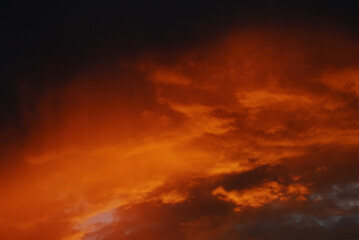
[1,1,359,240]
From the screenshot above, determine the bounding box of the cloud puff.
[212,181,310,211]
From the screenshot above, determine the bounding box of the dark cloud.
[86,146,359,240]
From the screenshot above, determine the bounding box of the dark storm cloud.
[86,146,359,240]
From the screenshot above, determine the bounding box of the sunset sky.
[1,1,359,239]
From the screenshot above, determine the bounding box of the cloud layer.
[1,28,359,240]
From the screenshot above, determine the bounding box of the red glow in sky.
[1,27,359,240]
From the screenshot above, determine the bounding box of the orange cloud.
[1,28,359,240]
[212,181,310,211]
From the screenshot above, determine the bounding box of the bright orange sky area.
[1,29,359,239]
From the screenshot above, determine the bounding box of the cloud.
[212,181,310,211]
[1,28,359,239]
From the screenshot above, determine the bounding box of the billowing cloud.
[1,27,359,240]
